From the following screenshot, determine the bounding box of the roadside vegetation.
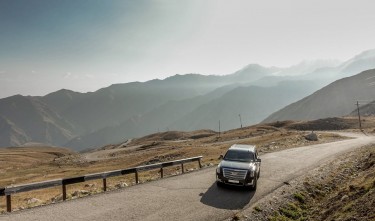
[248,144,375,221]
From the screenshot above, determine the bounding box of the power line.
[356,100,375,105]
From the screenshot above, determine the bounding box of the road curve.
[2,133,374,221]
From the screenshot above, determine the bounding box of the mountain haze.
[263,69,375,123]
[0,64,276,149]
[170,81,318,131]
[1,50,375,150]
[66,81,318,150]
[255,49,375,88]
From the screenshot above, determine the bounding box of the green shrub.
[254,206,262,212]
[293,192,305,203]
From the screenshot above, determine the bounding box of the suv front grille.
[223,168,247,180]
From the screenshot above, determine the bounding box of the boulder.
[84,183,96,188]
[27,198,42,204]
[305,132,318,141]
[51,194,63,202]
[72,190,90,197]
[115,182,128,188]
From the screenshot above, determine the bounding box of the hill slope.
[263,69,375,123]
[0,95,76,147]
[349,100,375,117]
[171,81,318,131]
[66,80,319,150]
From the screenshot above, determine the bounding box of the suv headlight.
[249,167,255,177]
[216,166,221,174]
[249,170,255,177]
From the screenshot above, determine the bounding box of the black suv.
[216,144,261,190]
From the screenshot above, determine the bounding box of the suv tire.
[251,176,258,191]
[216,181,223,187]
[257,169,260,179]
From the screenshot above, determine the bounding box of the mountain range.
[263,69,375,123]
[1,49,375,151]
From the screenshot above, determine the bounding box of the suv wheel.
[216,181,223,187]
[251,176,257,191]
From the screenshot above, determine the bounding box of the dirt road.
[2,133,374,221]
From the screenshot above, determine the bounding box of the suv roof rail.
[229,144,256,152]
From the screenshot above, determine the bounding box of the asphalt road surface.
[2,133,374,221]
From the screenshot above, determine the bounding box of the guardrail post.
[160,167,164,178]
[135,170,139,184]
[6,195,11,212]
[103,178,107,191]
[181,163,184,174]
[198,158,202,168]
[62,184,67,201]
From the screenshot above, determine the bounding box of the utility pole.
[356,101,362,130]
[218,120,221,138]
[238,114,242,129]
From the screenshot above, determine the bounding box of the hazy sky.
[1,0,375,98]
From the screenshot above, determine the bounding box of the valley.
[1,128,374,220]
[2,117,371,213]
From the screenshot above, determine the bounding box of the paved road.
[2,133,374,221]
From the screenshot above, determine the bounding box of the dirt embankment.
[240,144,375,221]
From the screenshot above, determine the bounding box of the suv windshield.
[224,150,254,162]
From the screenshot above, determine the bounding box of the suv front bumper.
[216,173,254,186]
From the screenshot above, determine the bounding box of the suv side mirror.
[256,158,261,162]
[219,154,224,160]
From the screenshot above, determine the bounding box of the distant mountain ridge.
[0,95,76,147]
[350,100,375,117]
[263,69,375,123]
[1,49,375,150]
[66,80,319,150]
[0,64,277,150]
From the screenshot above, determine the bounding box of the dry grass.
[286,116,375,132]
[0,146,73,168]
[0,119,363,213]
[262,144,375,221]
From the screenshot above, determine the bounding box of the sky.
[1,0,375,98]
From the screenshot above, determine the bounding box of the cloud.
[63,72,96,80]
[63,72,72,78]
[0,71,14,82]
[84,74,95,79]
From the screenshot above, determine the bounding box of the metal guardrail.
[1,156,203,212]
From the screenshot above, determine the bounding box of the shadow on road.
[200,182,255,210]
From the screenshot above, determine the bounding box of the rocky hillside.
[0,95,76,147]
[263,69,375,123]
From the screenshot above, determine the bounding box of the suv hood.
[219,160,255,170]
